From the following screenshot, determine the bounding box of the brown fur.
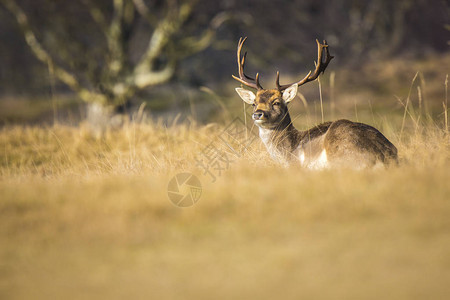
[323,120,398,166]
[234,38,396,168]
[246,89,398,168]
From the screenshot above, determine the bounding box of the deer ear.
[282,84,298,103]
[235,88,255,105]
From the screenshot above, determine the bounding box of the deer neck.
[258,112,301,163]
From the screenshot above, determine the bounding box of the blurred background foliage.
[0,0,448,125]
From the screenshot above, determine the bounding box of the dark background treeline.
[0,0,448,123]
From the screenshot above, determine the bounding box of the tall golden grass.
[0,72,449,299]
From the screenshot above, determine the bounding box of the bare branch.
[134,60,176,89]
[178,11,232,57]
[132,0,158,26]
[133,2,192,78]
[1,0,107,104]
[132,0,149,15]
[81,0,108,32]
[107,0,126,75]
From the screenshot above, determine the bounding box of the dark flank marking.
[323,119,398,164]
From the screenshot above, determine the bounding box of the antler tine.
[277,39,334,91]
[232,37,262,90]
[276,71,280,90]
[310,39,334,79]
[255,73,263,90]
[241,52,254,80]
[237,37,246,79]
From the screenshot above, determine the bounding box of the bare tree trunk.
[86,102,129,134]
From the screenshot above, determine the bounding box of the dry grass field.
[1,72,450,299]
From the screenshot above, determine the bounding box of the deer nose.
[252,111,266,120]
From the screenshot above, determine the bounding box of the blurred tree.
[1,0,228,126]
[229,0,448,68]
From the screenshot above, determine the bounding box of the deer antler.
[276,39,334,91]
[232,37,263,90]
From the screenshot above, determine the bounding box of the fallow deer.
[233,37,398,169]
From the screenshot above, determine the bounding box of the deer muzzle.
[252,110,268,121]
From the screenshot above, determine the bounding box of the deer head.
[232,37,333,129]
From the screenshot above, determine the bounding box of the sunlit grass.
[0,73,449,299]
